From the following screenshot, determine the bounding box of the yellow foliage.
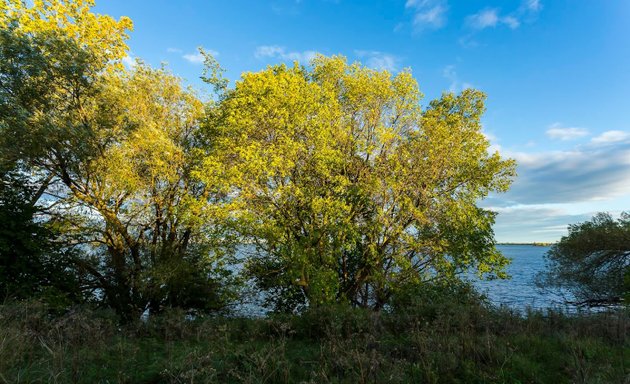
[1,0,132,65]
[206,54,516,309]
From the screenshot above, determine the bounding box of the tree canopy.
[537,212,630,306]
[205,57,516,312]
[0,0,235,318]
[1,0,518,318]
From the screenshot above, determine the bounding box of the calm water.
[472,244,573,311]
[235,244,574,315]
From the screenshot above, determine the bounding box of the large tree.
[537,212,630,306]
[205,56,516,312]
[0,1,234,318]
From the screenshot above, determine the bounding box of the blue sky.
[95,0,630,243]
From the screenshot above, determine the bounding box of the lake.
[472,244,574,311]
[235,244,575,316]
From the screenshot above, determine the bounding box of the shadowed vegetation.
[0,288,627,384]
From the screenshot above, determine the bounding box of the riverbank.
[1,297,627,383]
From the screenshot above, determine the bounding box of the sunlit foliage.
[205,56,516,311]
[0,0,235,319]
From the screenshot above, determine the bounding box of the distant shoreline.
[498,242,553,247]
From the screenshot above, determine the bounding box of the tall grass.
[0,299,627,383]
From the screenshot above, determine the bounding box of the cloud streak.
[466,8,521,30]
[464,0,542,32]
[442,64,473,93]
[254,45,318,63]
[591,130,630,145]
[487,205,591,243]
[521,0,543,15]
[482,129,630,241]
[183,53,205,64]
[355,51,399,72]
[405,0,448,31]
[545,123,589,141]
[500,140,630,205]
[182,49,219,65]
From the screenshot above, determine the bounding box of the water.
[472,244,573,312]
[234,244,574,316]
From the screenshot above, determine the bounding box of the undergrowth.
[0,295,627,383]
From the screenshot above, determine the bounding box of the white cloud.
[414,5,447,29]
[466,8,499,29]
[466,8,522,30]
[501,16,520,29]
[183,53,205,64]
[167,47,182,53]
[482,129,502,154]
[464,1,541,33]
[442,64,473,93]
[183,49,219,65]
[122,55,137,69]
[485,199,630,243]
[483,138,630,242]
[483,203,589,243]
[443,65,458,92]
[500,141,630,205]
[405,0,448,31]
[255,45,285,58]
[254,45,318,63]
[545,123,589,141]
[442,64,457,91]
[523,0,542,13]
[355,51,399,72]
[591,130,630,145]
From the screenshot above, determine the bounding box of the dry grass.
[0,300,627,383]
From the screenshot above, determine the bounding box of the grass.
[0,300,627,383]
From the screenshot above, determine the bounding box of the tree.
[204,56,516,312]
[0,171,81,305]
[537,212,630,306]
[0,1,235,319]
[0,0,132,65]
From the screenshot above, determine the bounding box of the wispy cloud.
[464,0,542,33]
[482,129,502,154]
[466,8,520,30]
[500,141,630,205]
[591,130,630,145]
[442,65,473,93]
[355,51,399,72]
[501,15,520,29]
[482,134,630,241]
[254,45,284,58]
[405,0,448,31]
[545,123,589,141]
[466,8,499,29]
[485,204,590,242]
[167,47,182,54]
[182,49,219,65]
[254,45,318,63]
[522,0,542,14]
[183,53,205,64]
